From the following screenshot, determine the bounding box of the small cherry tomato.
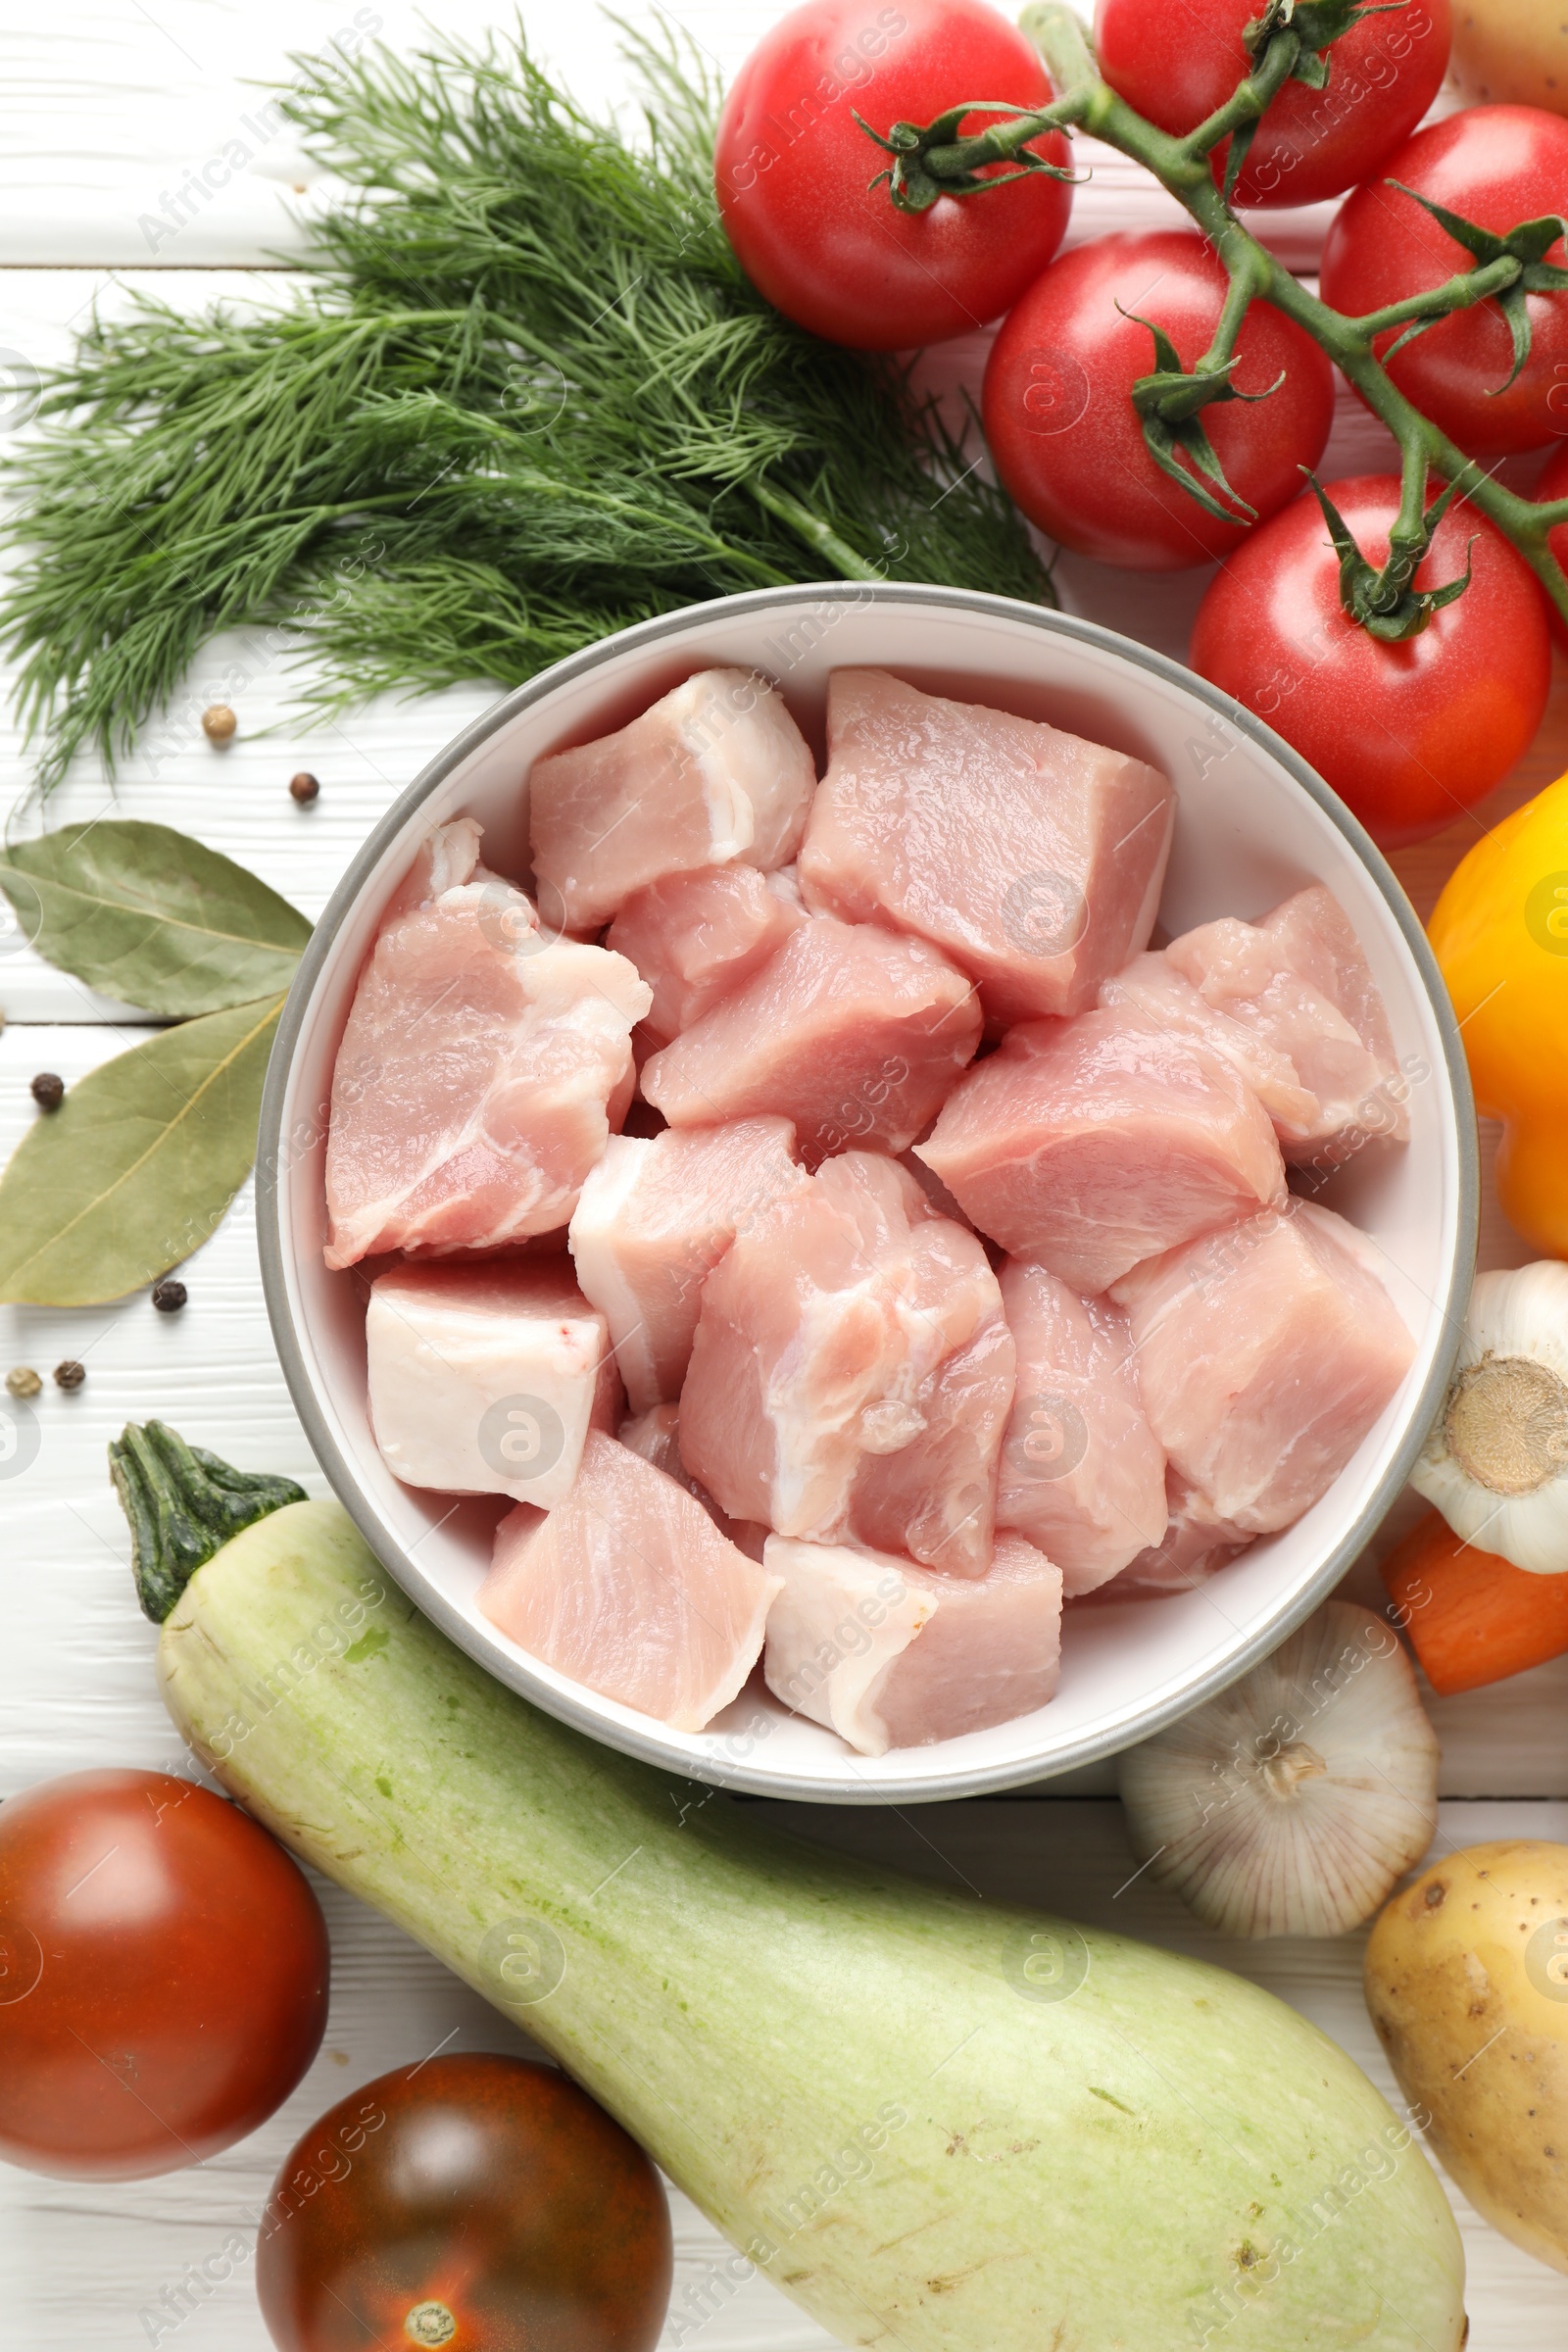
[256,2054,672,2352]
[0,1768,328,2180]
[1534,437,1568,643]
[714,0,1072,350]
[1189,473,1552,848]
[1320,105,1568,457]
[982,230,1335,569]
[1094,0,1451,209]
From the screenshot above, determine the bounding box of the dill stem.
[749,481,886,582]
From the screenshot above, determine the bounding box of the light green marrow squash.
[145,1448,1466,2352]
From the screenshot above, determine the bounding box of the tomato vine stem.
[871,0,1568,636]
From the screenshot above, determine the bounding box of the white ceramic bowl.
[258,583,1476,1803]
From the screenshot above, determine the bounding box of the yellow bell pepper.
[1429,770,1568,1258]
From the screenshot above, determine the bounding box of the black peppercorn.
[289,770,320,804]
[152,1278,188,1313]
[30,1072,65,1111]
[54,1359,86,1392]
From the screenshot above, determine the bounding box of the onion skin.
[1119,1600,1440,1938]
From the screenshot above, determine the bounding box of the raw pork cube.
[323,872,650,1267]
[478,1433,781,1733]
[1109,1200,1416,1534]
[1261,885,1402,1073]
[618,1403,769,1559]
[1098,954,1317,1135]
[606,863,806,1048]
[679,1152,1015,1576]
[915,1010,1283,1292]
[798,668,1174,1024]
[568,1118,808,1412]
[527,670,816,933]
[995,1260,1167,1593]
[762,1534,1062,1756]
[1165,886,1407,1163]
[366,1261,614,1508]
[1090,1470,1253,1600]
[640,917,981,1167]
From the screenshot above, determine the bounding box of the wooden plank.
[0,0,1352,270]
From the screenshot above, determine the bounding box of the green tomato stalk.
[864,0,1568,640]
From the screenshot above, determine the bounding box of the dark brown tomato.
[255,2054,672,2352]
[0,1768,329,2179]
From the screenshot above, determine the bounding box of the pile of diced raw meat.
[324,664,1417,1757]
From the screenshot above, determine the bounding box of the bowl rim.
[256,579,1479,1802]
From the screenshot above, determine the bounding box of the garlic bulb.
[1411,1261,1568,1575]
[1119,1600,1440,1938]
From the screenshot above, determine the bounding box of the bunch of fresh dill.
[0,21,1051,790]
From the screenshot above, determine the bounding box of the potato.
[1450,3,1568,114]
[1364,1839,1568,2272]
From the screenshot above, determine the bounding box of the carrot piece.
[1380,1507,1568,1696]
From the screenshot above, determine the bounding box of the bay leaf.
[0,997,284,1304]
[0,821,310,1015]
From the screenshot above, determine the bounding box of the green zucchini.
[135,1428,1466,2351]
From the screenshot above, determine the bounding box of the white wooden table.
[2,6,1567,2342]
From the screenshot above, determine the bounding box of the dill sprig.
[0,20,1051,791]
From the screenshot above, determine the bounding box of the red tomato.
[0,1769,327,2180]
[714,0,1072,349]
[1095,0,1450,209]
[1535,438,1568,644]
[256,2055,671,2352]
[1189,474,1551,847]
[1320,106,1568,457]
[982,231,1335,569]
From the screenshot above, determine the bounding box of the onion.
[1119,1600,1440,1938]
